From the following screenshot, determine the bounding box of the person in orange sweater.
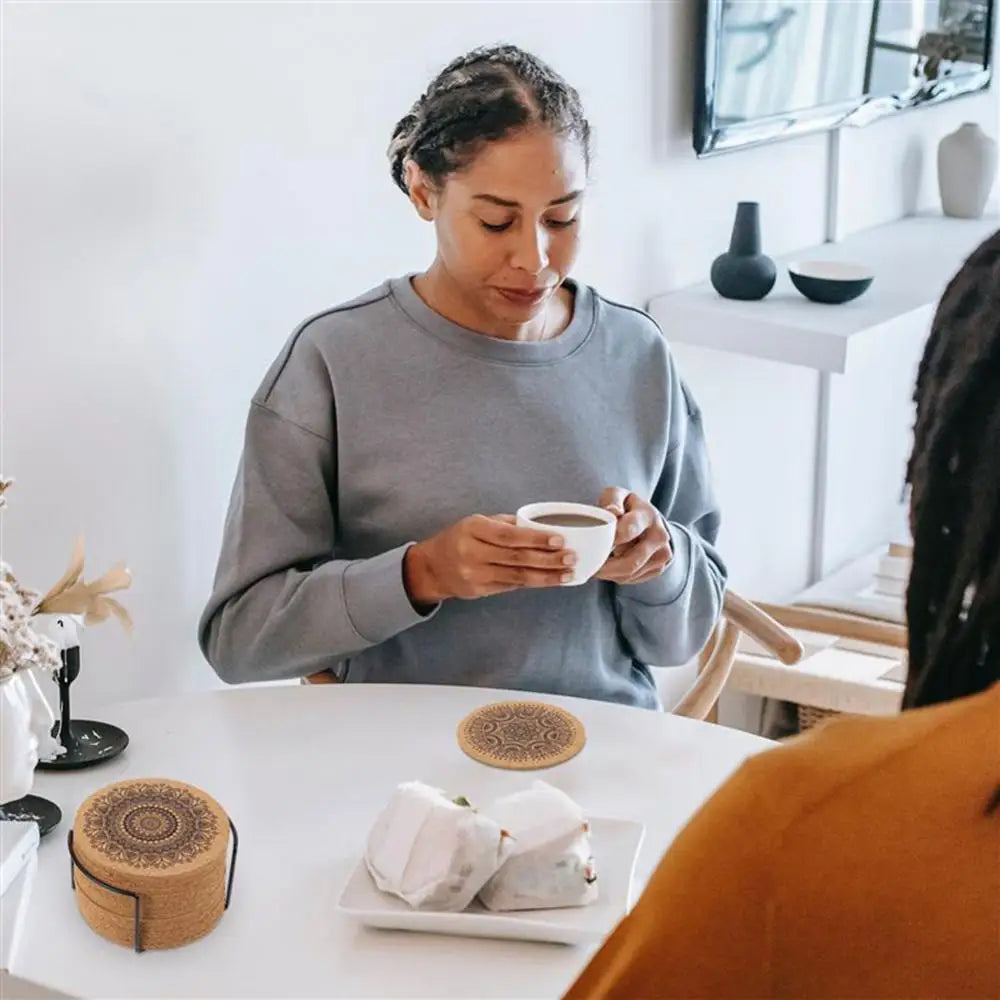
[566,232,1000,999]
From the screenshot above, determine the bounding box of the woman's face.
[0,676,40,803]
[407,128,587,331]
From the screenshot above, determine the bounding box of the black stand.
[0,796,62,837]
[36,645,129,771]
[68,819,239,952]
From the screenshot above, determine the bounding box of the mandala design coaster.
[457,700,586,770]
[80,779,221,872]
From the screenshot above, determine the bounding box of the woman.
[198,44,725,708]
[566,231,1000,997]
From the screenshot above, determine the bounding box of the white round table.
[14,684,772,999]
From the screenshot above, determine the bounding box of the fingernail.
[549,536,564,548]
[562,553,577,566]
[561,572,574,583]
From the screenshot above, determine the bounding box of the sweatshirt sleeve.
[613,355,726,668]
[198,401,435,684]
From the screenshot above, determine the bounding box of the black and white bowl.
[788,261,874,304]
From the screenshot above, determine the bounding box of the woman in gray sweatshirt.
[199,44,726,709]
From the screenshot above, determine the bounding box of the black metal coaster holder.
[67,818,239,953]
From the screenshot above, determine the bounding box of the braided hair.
[387,44,591,195]
[905,228,1000,714]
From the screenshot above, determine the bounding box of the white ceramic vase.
[0,674,39,805]
[0,668,61,805]
[938,122,998,219]
[22,665,63,764]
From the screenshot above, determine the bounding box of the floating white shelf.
[648,211,999,374]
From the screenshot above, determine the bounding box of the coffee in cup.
[516,502,617,586]
[528,513,609,528]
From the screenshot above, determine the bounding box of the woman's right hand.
[403,515,576,606]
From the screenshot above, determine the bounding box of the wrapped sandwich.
[364,781,511,911]
[477,780,598,912]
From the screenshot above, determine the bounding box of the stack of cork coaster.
[69,778,236,951]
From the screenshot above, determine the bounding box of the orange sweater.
[567,683,1000,999]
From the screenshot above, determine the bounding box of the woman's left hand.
[594,487,673,585]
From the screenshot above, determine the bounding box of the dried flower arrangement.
[0,479,132,683]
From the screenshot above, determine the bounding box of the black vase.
[710,202,776,301]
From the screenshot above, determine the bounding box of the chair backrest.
[754,602,907,648]
[302,668,339,685]
[671,591,804,720]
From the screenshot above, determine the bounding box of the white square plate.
[337,817,644,946]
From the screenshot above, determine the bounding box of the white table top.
[14,684,772,999]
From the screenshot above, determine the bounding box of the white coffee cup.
[516,501,618,586]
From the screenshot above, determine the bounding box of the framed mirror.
[695,0,996,156]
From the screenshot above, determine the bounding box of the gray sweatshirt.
[198,276,726,709]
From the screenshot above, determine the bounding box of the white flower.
[0,565,62,680]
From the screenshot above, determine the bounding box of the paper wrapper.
[477,781,598,912]
[364,782,511,912]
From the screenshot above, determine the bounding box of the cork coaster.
[74,856,226,920]
[71,778,232,950]
[75,885,225,950]
[457,701,586,770]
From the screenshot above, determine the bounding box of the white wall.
[2,1,997,714]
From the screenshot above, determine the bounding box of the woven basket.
[797,704,843,731]
[69,778,237,952]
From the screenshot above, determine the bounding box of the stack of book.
[872,542,913,601]
[1,820,40,972]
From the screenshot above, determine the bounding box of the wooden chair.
[754,541,909,652]
[740,599,908,732]
[752,602,907,649]
[302,591,803,724]
[302,668,340,684]
[671,592,803,720]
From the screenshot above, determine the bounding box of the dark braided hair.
[387,44,592,195]
[904,228,1000,714]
